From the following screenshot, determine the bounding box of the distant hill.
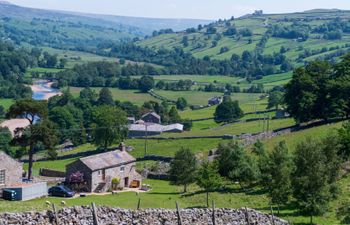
[0,1,210,49]
[65,12,212,34]
[138,9,350,70]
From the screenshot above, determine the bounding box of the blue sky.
[9,0,350,20]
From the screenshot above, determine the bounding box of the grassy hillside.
[138,9,350,82]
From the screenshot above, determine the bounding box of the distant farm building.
[275,109,290,119]
[128,123,184,137]
[141,112,161,124]
[208,97,223,106]
[66,145,142,193]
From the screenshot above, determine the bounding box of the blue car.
[48,185,75,198]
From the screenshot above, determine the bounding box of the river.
[0,80,61,135]
[31,80,61,100]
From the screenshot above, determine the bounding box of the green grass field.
[0,99,14,111]
[68,87,158,106]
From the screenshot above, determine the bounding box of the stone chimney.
[119,142,126,152]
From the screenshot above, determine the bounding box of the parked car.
[48,185,75,197]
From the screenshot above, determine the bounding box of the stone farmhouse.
[0,152,23,191]
[128,112,184,137]
[208,96,223,106]
[141,112,161,124]
[65,144,142,193]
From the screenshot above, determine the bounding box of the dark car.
[48,185,75,198]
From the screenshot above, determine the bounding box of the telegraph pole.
[144,123,148,156]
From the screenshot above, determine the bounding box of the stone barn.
[0,152,23,192]
[141,112,161,124]
[66,147,142,193]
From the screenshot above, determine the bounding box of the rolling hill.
[139,9,350,68]
[0,1,210,49]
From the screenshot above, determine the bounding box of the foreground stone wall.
[0,206,289,225]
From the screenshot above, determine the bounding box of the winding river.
[31,80,61,100]
[0,80,61,135]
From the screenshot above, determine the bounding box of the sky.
[8,0,350,20]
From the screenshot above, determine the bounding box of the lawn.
[161,118,295,138]
[0,177,347,225]
[154,90,223,106]
[0,99,14,110]
[141,75,240,85]
[260,121,344,152]
[68,87,158,106]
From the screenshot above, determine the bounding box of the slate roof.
[129,123,164,132]
[163,123,184,132]
[79,150,136,171]
[141,112,161,120]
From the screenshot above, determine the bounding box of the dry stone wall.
[0,206,289,225]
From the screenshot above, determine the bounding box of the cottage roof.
[79,150,136,171]
[163,123,184,132]
[129,123,164,132]
[0,151,22,168]
[141,112,161,120]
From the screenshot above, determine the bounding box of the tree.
[217,142,259,189]
[97,88,114,106]
[169,148,197,192]
[337,202,350,224]
[337,121,350,160]
[92,105,128,150]
[0,105,5,118]
[7,99,50,179]
[12,121,58,179]
[168,106,181,123]
[0,127,12,156]
[267,141,293,214]
[196,161,223,207]
[267,91,284,110]
[284,61,333,123]
[292,138,332,224]
[176,97,187,110]
[214,97,243,123]
[139,76,154,92]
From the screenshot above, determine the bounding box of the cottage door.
[102,169,106,181]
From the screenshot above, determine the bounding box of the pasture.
[68,87,158,106]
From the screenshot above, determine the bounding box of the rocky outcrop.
[0,206,289,225]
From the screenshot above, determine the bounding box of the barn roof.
[79,150,136,171]
[141,112,161,120]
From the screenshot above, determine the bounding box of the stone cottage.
[141,112,161,124]
[208,96,223,106]
[0,151,23,190]
[65,145,142,193]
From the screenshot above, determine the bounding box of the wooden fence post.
[91,202,100,225]
[52,204,59,225]
[176,201,183,225]
[270,205,276,225]
[137,198,141,210]
[212,200,216,225]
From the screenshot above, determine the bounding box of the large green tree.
[139,76,155,92]
[196,161,223,207]
[92,105,128,150]
[7,99,53,179]
[97,88,114,106]
[267,141,293,214]
[214,97,243,123]
[169,148,197,192]
[292,138,334,224]
[267,91,284,110]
